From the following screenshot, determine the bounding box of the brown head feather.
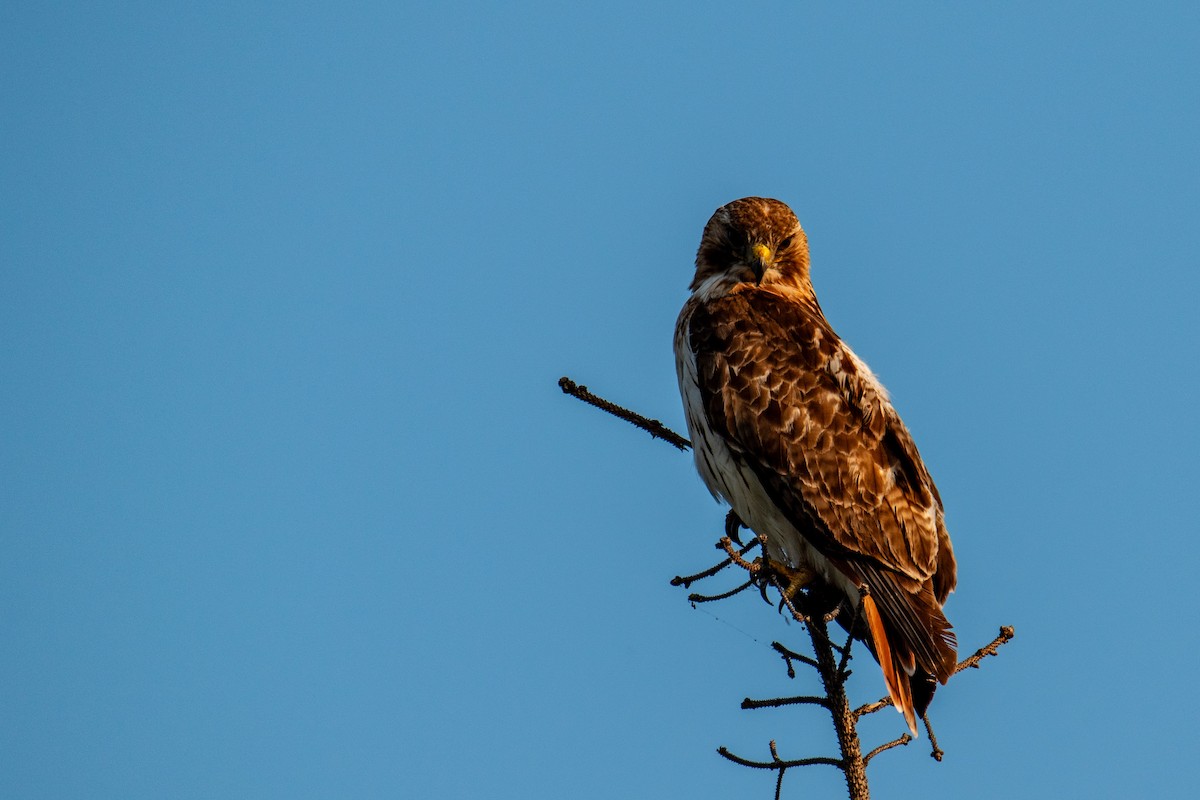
[692,197,812,296]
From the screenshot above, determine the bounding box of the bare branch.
[670,537,760,588]
[857,625,1017,721]
[716,745,842,770]
[772,579,811,625]
[853,697,894,719]
[953,626,1016,675]
[741,694,830,711]
[688,578,756,604]
[835,606,857,679]
[922,715,944,762]
[863,733,912,764]
[693,529,1014,794]
[718,535,761,573]
[772,641,818,674]
[770,581,846,655]
[558,376,690,450]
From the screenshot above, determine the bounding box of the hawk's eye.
[778,235,794,250]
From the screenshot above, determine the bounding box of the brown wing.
[689,287,956,684]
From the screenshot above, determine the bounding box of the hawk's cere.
[674,197,957,733]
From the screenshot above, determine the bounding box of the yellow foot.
[758,555,817,600]
[716,531,816,599]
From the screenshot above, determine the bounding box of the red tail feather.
[862,593,918,735]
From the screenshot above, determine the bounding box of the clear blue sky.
[3,2,1198,798]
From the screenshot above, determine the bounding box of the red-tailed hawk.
[674,197,957,733]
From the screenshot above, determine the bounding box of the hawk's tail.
[862,593,919,733]
[859,574,956,736]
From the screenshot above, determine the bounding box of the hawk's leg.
[717,524,818,599]
[762,557,816,599]
[751,535,818,611]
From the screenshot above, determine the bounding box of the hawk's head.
[691,197,811,295]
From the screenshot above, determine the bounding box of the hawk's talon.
[748,553,817,607]
[724,510,745,547]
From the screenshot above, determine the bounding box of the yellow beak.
[748,243,773,283]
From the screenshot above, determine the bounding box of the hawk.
[674,197,957,733]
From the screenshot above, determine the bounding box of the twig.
[558,376,690,450]
[857,626,1017,719]
[863,733,912,765]
[716,745,841,770]
[718,536,761,573]
[834,600,857,679]
[772,578,809,624]
[688,578,756,604]
[923,715,944,761]
[771,581,846,655]
[741,694,830,711]
[772,641,818,674]
[853,697,894,719]
[670,537,760,588]
[953,626,1016,675]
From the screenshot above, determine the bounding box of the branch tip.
[557,376,691,450]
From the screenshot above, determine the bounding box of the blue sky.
[3,2,1199,798]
